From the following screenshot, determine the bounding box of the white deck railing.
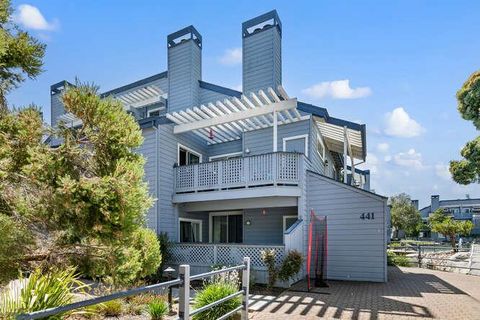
[168,243,285,270]
[174,152,302,193]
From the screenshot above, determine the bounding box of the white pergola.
[314,117,364,183]
[166,86,309,148]
[114,84,165,109]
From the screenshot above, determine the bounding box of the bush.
[192,281,241,320]
[0,267,85,319]
[134,228,162,279]
[260,249,277,287]
[96,299,123,317]
[0,214,34,284]
[387,250,412,267]
[147,298,169,320]
[278,250,303,282]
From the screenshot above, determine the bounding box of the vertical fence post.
[417,245,422,268]
[178,264,190,320]
[242,257,251,320]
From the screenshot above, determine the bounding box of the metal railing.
[174,152,302,193]
[16,257,251,320]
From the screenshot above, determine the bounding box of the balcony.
[173,152,303,202]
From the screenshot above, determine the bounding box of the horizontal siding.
[244,207,297,245]
[207,140,243,159]
[199,87,233,105]
[306,172,387,282]
[50,93,65,126]
[244,120,310,156]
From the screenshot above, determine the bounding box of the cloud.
[393,148,424,169]
[14,4,57,31]
[301,80,371,100]
[219,48,242,65]
[383,107,425,138]
[435,163,451,180]
[377,142,389,153]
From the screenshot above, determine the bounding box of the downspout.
[154,124,160,234]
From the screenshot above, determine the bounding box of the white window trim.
[209,211,243,243]
[283,215,298,233]
[178,218,203,242]
[282,134,309,156]
[208,152,243,162]
[316,133,326,161]
[147,107,164,117]
[177,143,203,164]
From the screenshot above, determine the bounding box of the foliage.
[260,249,277,287]
[147,298,169,320]
[387,251,411,267]
[450,71,480,184]
[95,299,123,317]
[0,267,86,319]
[389,193,423,237]
[0,0,46,111]
[0,83,157,285]
[0,214,33,284]
[278,250,303,282]
[192,280,241,320]
[148,232,170,282]
[429,208,474,249]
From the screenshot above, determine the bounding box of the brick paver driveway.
[249,267,480,320]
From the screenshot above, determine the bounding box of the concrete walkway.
[249,266,480,320]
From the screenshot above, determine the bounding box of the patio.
[249,266,480,320]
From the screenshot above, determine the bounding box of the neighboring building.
[50,11,388,283]
[419,195,480,238]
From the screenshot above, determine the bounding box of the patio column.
[273,108,278,152]
[343,126,348,183]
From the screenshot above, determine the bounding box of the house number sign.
[360,212,375,220]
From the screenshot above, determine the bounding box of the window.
[178,144,202,166]
[210,211,243,243]
[316,134,325,161]
[179,218,202,242]
[283,134,309,155]
[147,108,163,117]
[283,215,298,233]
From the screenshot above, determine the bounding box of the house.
[50,10,388,284]
[418,195,480,239]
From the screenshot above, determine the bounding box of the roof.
[100,72,168,97]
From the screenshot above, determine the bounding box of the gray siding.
[50,92,65,126]
[207,140,243,160]
[168,40,201,112]
[243,27,282,94]
[244,120,310,156]
[199,87,232,105]
[244,207,297,245]
[306,171,388,282]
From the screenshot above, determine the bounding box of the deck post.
[343,126,348,183]
[273,109,278,152]
[242,257,251,320]
[178,264,190,320]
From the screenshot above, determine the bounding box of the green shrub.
[96,299,123,317]
[278,250,303,282]
[387,250,412,267]
[134,228,162,279]
[260,249,277,287]
[147,298,168,320]
[0,214,34,285]
[192,281,241,320]
[0,267,86,319]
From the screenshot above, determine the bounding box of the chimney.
[431,195,440,212]
[50,80,74,126]
[411,200,419,210]
[242,10,282,94]
[167,26,202,113]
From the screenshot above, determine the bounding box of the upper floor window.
[178,144,202,166]
[147,108,163,117]
[283,134,309,155]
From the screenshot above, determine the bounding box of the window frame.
[209,211,243,243]
[177,143,203,165]
[282,134,309,155]
[147,107,164,118]
[178,217,203,242]
[283,215,298,233]
[316,133,326,161]
[208,152,243,162]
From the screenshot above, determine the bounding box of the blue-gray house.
[51,11,388,283]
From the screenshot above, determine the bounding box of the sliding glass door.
[211,212,243,243]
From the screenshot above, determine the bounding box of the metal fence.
[16,257,251,320]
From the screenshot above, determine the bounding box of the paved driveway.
[249,267,480,320]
